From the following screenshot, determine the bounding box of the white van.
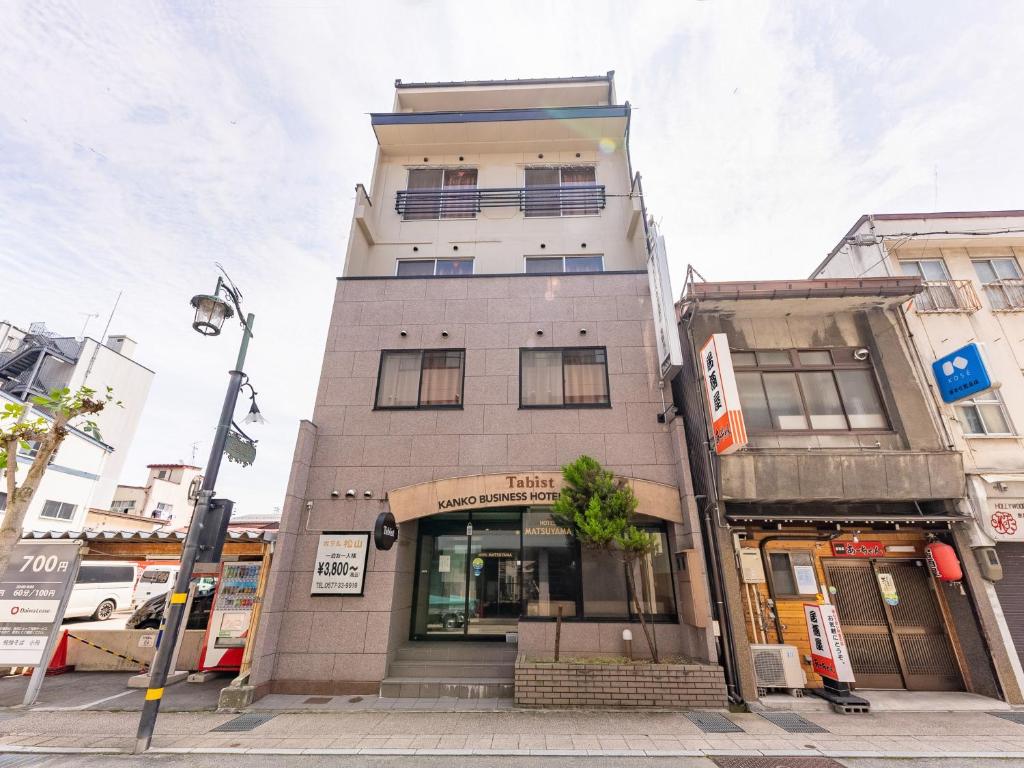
[65,561,137,621]
[131,565,179,609]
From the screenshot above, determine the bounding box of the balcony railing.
[912,280,981,313]
[395,184,606,220]
[983,280,1024,311]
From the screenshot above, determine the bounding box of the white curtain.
[521,350,562,405]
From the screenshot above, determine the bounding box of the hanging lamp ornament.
[190,293,234,336]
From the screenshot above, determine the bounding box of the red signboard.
[831,541,884,558]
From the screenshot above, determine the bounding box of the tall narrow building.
[250,74,719,699]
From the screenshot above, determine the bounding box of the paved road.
[0,754,1018,767]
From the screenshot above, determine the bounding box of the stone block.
[466,322,510,348]
[605,433,656,465]
[885,453,932,499]
[928,451,965,498]
[555,433,608,464]
[531,409,579,434]
[434,405,484,434]
[840,454,887,499]
[484,404,533,435]
[324,377,376,407]
[530,297,574,322]
[573,296,619,321]
[408,435,460,466]
[362,435,413,466]
[401,299,445,325]
[796,453,844,499]
[445,298,489,324]
[464,375,510,405]
[459,434,508,465]
[388,411,439,435]
[752,454,799,500]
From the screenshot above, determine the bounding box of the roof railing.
[395,184,606,219]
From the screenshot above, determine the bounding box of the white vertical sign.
[699,334,748,455]
[646,222,683,381]
[311,532,370,596]
[804,603,855,683]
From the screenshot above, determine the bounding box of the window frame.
[518,346,612,410]
[956,390,1015,437]
[766,550,820,600]
[374,348,467,411]
[111,499,136,513]
[395,258,475,277]
[523,255,605,274]
[900,258,953,281]
[523,165,599,218]
[971,257,1023,283]
[732,348,891,434]
[402,167,479,221]
[40,500,76,521]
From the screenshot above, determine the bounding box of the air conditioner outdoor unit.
[751,644,806,692]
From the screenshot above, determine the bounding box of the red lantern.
[926,541,962,582]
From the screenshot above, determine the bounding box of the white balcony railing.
[983,280,1024,312]
[913,280,981,313]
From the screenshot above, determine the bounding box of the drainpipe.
[758,532,841,643]
[699,498,742,704]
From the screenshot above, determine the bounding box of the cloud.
[1,0,1021,514]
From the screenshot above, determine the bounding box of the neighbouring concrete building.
[813,211,1024,698]
[250,74,720,700]
[0,321,153,531]
[109,463,203,527]
[675,274,1024,705]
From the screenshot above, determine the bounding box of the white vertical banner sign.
[646,222,683,381]
[803,603,855,683]
[699,334,748,455]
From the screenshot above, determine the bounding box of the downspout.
[699,499,742,704]
[758,532,841,644]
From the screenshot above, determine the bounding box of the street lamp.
[136,267,259,753]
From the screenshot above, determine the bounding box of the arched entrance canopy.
[387,471,682,525]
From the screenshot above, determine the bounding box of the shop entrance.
[824,558,962,691]
[412,512,521,639]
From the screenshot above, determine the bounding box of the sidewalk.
[1,706,1024,759]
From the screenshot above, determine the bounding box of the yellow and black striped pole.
[134,308,254,754]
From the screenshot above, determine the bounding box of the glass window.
[420,350,465,406]
[522,509,578,618]
[520,348,609,407]
[835,370,888,428]
[40,500,76,521]
[141,570,171,583]
[76,565,135,584]
[376,351,421,407]
[798,350,832,365]
[731,351,757,367]
[756,351,790,366]
[735,372,772,431]
[798,371,847,429]
[633,530,675,616]
[404,168,478,221]
[397,259,473,277]
[973,258,1022,283]
[564,256,603,273]
[582,549,629,618]
[524,256,602,274]
[435,259,473,276]
[525,166,597,217]
[396,260,436,277]
[524,257,565,274]
[524,167,561,217]
[762,372,809,430]
[957,391,1014,435]
[563,348,609,405]
[769,551,818,597]
[901,259,951,281]
[376,350,465,409]
[733,349,889,432]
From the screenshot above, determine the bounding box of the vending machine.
[197,561,262,672]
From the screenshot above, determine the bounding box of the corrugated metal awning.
[726,511,970,524]
[24,529,275,543]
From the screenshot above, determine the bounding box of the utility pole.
[135,277,255,753]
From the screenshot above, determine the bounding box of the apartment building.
[675,274,1022,705]
[249,74,718,699]
[814,211,1024,695]
[109,463,203,526]
[0,321,153,531]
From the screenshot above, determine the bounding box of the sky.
[2,0,1024,517]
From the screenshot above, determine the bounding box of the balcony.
[912,280,980,313]
[395,184,606,220]
[983,279,1024,311]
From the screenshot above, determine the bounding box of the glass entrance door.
[412,512,521,639]
[467,516,521,636]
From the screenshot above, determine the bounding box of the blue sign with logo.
[932,343,992,403]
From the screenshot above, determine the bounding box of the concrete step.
[386,660,515,678]
[393,642,518,663]
[379,677,514,699]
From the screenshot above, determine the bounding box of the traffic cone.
[45,630,75,675]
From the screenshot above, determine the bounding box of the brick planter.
[515,656,727,708]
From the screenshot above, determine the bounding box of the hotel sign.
[311,532,369,596]
[984,498,1024,541]
[700,334,747,455]
[646,223,683,381]
[387,472,684,525]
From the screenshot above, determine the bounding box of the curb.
[4,744,1024,759]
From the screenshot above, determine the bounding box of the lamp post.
[135,271,258,753]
